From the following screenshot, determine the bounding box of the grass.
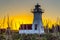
[0,32,60,40]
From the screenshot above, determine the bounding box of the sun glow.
[0,13,60,30]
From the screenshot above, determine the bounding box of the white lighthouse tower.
[19,3,44,34]
[32,3,44,34]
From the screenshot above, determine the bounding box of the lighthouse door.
[35,24,37,30]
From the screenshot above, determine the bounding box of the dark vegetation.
[0,32,60,40]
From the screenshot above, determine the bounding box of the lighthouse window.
[20,24,32,30]
[20,25,26,30]
[35,24,37,30]
[24,25,26,30]
[20,25,23,30]
[27,24,32,30]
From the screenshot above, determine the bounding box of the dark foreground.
[0,32,60,40]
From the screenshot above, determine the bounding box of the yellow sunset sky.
[0,0,60,30]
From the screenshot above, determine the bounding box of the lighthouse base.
[19,30,44,34]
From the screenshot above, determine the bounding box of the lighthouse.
[32,3,44,34]
[19,3,44,34]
